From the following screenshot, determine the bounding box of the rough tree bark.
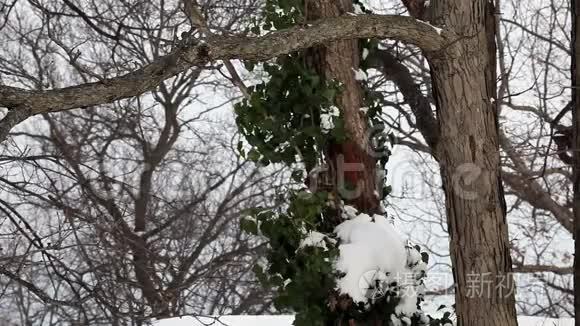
[424,1,518,325]
[303,1,382,324]
[305,0,379,216]
[398,0,518,325]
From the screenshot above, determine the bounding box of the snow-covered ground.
[153,315,573,326]
[153,315,293,326]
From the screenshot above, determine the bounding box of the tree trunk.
[571,0,580,325]
[426,1,518,325]
[306,0,379,215]
[305,0,381,323]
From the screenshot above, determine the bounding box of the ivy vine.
[236,0,453,325]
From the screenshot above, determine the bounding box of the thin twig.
[182,0,250,98]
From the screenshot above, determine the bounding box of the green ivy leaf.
[247,149,261,162]
[240,218,258,235]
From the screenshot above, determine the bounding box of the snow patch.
[418,20,443,35]
[320,106,340,132]
[352,68,368,81]
[342,205,359,219]
[362,48,370,60]
[153,315,575,326]
[334,210,407,303]
[299,231,330,250]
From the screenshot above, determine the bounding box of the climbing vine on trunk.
[236,1,451,325]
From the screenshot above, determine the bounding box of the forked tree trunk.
[426,1,518,325]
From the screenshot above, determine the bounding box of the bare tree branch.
[0,265,82,308]
[513,264,573,275]
[0,14,445,115]
[368,48,439,151]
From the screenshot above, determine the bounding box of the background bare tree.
[0,0,288,324]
